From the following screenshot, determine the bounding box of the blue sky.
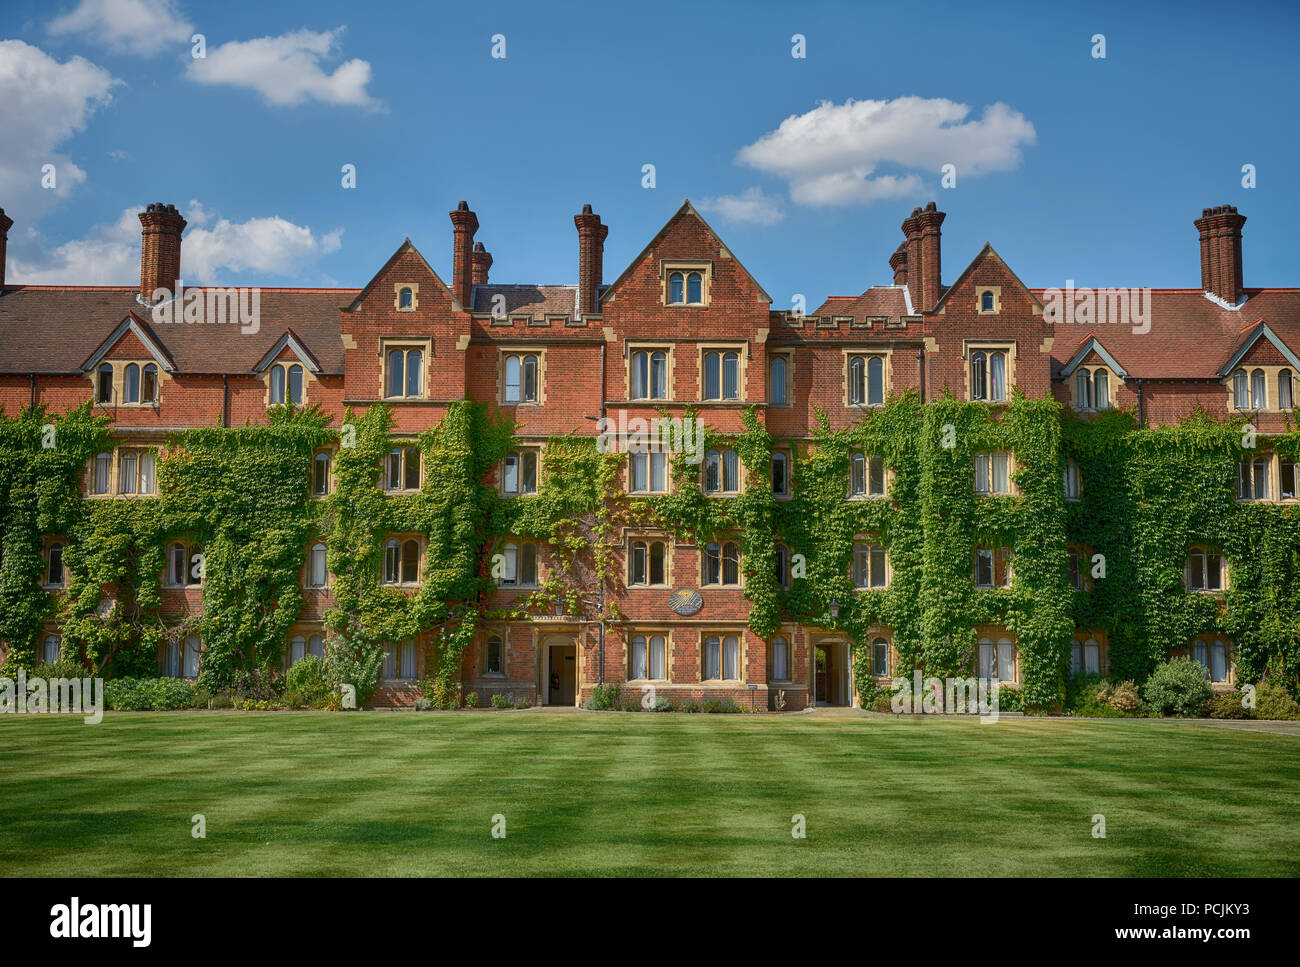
[3,0,1298,305]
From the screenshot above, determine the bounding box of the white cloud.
[185,28,379,108]
[47,0,193,57]
[7,202,344,285]
[0,40,119,222]
[696,186,785,225]
[737,97,1036,206]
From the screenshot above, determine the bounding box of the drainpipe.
[29,373,35,410]
[1135,378,1144,429]
[221,374,229,428]
[598,342,606,685]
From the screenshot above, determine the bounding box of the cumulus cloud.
[0,40,119,222]
[696,186,785,225]
[185,28,379,108]
[7,202,344,285]
[737,97,1036,206]
[47,0,193,57]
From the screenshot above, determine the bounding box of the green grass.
[2,711,1298,876]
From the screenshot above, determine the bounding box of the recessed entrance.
[541,634,577,706]
[814,639,853,707]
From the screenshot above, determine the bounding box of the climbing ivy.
[1,389,1296,711]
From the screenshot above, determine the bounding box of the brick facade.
[2,197,1296,708]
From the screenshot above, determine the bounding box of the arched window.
[1093,369,1109,410]
[850,453,866,496]
[867,356,884,405]
[1232,369,1249,410]
[385,446,420,491]
[307,543,327,588]
[399,287,413,309]
[288,364,304,405]
[383,540,400,584]
[631,634,668,680]
[704,448,739,493]
[669,272,684,304]
[142,364,158,403]
[1068,547,1082,589]
[308,634,324,659]
[401,539,419,584]
[981,291,995,312]
[504,353,538,403]
[722,541,740,585]
[290,635,306,665]
[519,542,537,585]
[387,349,405,398]
[270,364,286,405]
[649,541,666,585]
[852,543,887,588]
[872,638,890,676]
[704,635,739,680]
[1192,637,1231,683]
[978,637,1015,682]
[722,352,739,399]
[96,363,113,403]
[313,452,331,495]
[124,363,140,403]
[632,351,649,399]
[770,356,788,405]
[650,351,667,399]
[771,452,788,495]
[1063,459,1081,501]
[42,634,61,664]
[92,451,112,495]
[774,544,789,586]
[989,352,1006,402]
[704,542,721,584]
[46,543,63,587]
[970,352,988,401]
[1251,369,1266,409]
[868,456,885,497]
[485,635,504,674]
[1280,369,1294,410]
[772,636,790,680]
[405,351,422,398]
[687,272,703,304]
[849,357,866,405]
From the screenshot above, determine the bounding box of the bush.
[649,695,672,712]
[992,685,1025,713]
[872,691,895,713]
[414,698,432,711]
[284,656,337,709]
[1143,658,1213,717]
[490,693,511,709]
[1253,681,1300,720]
[463,691,478,708]
[104,677,196,711]
[1205,690,1250,719]
[581,683,620,711]
[1108,681,1144,713]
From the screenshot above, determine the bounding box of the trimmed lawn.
[2,711,1298,876]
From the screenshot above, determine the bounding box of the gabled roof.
[600,200,772,305]
[344,238,456,312]
[253,328,323,374]
[80,311,177,373]
[1217,322,1300,376]
[1059,336,1128,378]
[932,242,1043,313]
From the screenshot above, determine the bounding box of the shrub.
[104,677,196,711]
[992,685,1024,713]
[281,688,305,709]
[1143,658,1213,717]
[414,698,432,711]
[649,695,671,712]
[872,692,895,713]
[581,683,620,710]
[284,656,337,709]
[515,700,531,709]
[463,691,478,708]
[1108,681,1144,713]
[490,693,511,709]
[1253,681,1300,720]
[1205,690,1250,719]
[678,699,697,713]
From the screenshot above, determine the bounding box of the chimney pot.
[449,202,479,307]
[0,207,13,292]
[471,241,493,287]
[574,205,605,317]
[1194,203,1247,304]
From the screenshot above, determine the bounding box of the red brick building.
[1,198,1294,708]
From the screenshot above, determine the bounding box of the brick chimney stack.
[901,207,923,312]
[916,201,945,312]
[0,208,13,293]
[138,202,186,300]
[1194,204,1247,305]
[472,241,493,286]
[889,242,908,287]
[574,203,606,317]
[449,201,479,308]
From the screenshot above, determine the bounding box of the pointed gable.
[600,200,771,308]
[344,239,458,314]
[253,328,323,374]
[1060,336,1129,378]
[932,243,1042,315]
[1218,322,1300,376]
[80,311,177,373]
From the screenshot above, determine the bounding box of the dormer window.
[1280,370,1295,410]
[270,363,304,405]
[96,364,113,403]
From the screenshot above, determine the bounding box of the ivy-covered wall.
[1,392,1296,709]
